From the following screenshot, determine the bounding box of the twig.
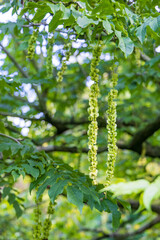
[0,133,22,144]
[140,51,151,61]
[0,42,29,78]
[0,111,45,121]
[37,142,127,154]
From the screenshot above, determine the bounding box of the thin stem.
[0,133,22,144]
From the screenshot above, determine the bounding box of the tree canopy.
[0,0,160,239]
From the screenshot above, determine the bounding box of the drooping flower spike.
[47,36,54,78]
[33,195,42,240]
[105,65,118,187]
[56,42,72,83]
[88,42,103,185]
[27,27,39,60]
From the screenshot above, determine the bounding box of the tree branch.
[0,42,29,78]
[0,133,22,144]
[128,199,160,214]
[37,142,127,154]
[37,141,160,158]
[129,115,160,153]
[140,51,151,61]
[0,43,66,131]
[91,215,160,240]
[0,111,45,121]
[8,94,40,111]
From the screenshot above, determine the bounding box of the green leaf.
[13,201,23,218]
[67,185,83,213]
[0,142,10,152]
[119,37,134,57]
[117,198,131,212]
[136,16,160,43]
[22,164,39,179]
[108,179,149,196]
[47,2,70,19]
[27,160,45,174]
[36,175,59,199]
[91,0,114,15]
[103,199,121,230]
[79,185,100,204]
[70,5,82,19]
[32,6,50,22]
[149,15,160,32]
[49,11,63,32]
[148,55,160,67]
[2,187,11,198]
[11,144,22,155]
[136,22,148,44]
[11,171,20,181]
[103,19,113,34]
[47,2,59,14]
[103,32,114,43]
[19,2,40,16]
[30,174,47,193]
[115,30,134,57]
[77,16,99,28]
[48,179,68,203]
[143,176,160,210]
[125,8,137,25]
[8,193,16,204]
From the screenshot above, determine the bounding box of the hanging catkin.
[105,65,118,187]
[27,27,39,60]
[46,36,54,78]
[33,195,42,240]
[56,42,72,82]
[33,198,55,240]
[41,201,55,240]
[88,43,103,185]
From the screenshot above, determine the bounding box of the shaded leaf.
[49,11,63,32]
[67,185,83,213]
[48,179,68,203]
[22,164,39,179]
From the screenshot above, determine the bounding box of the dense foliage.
[0,0,160,239]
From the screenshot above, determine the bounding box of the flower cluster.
[56,42,72,82]
[105,66,118,187]
[47,36,54,78]
[87,43,103,185]
[33,196,42,240]
[47,200,55,215]
[41,201,55,240]
[41,218,52,240]
[27,27,39,60]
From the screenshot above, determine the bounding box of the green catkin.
[87,43,103,185]
[33,195,42,240]
[105,66,118,187]
[56,42,72,83]
[135,47,141,67]
[41,201,55,240]
[47,36,54,78]
[27,27,39,60]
